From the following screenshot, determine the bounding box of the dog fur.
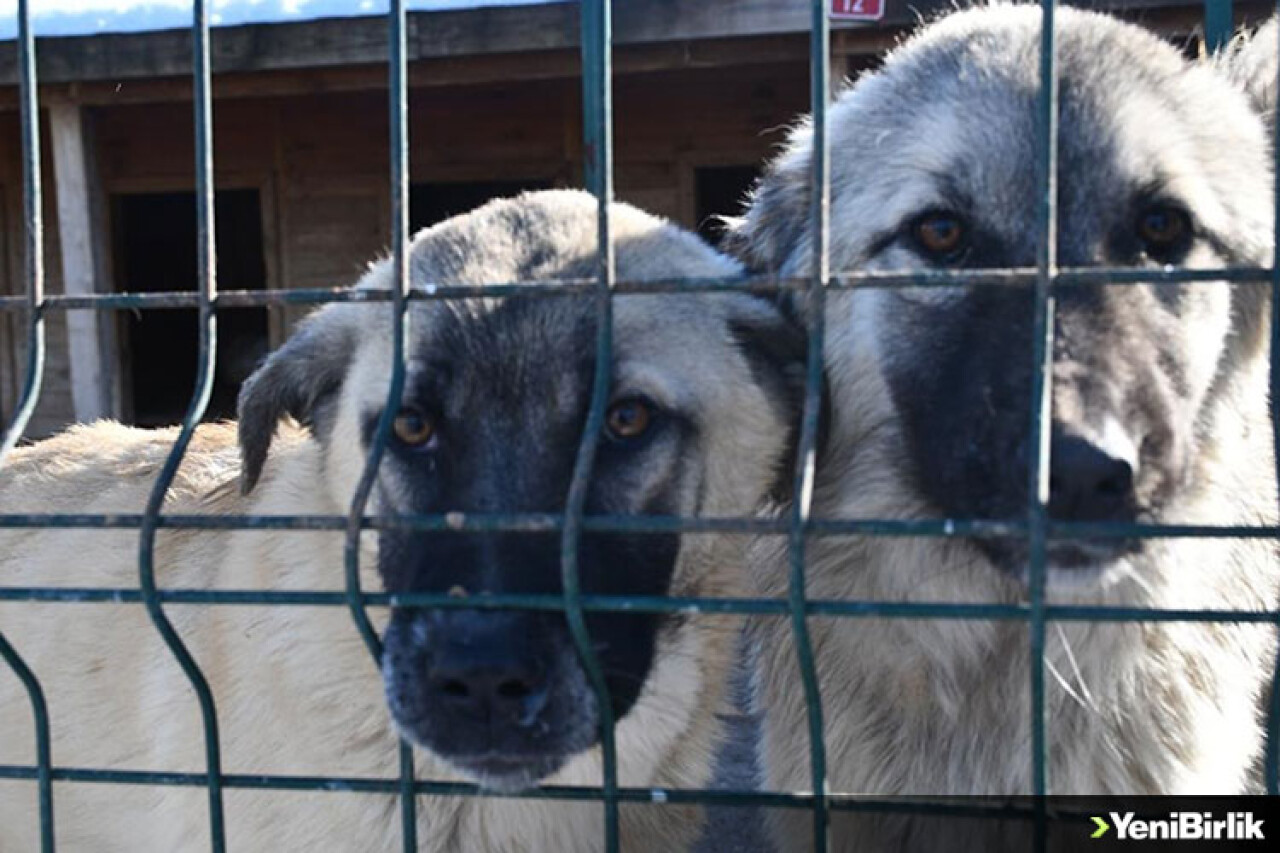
[732,6,1280,850]
[1221,15,1279,128]
[0,190,803,852]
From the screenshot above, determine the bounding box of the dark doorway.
[112,189,267,427]
[694,165,760,244]
[410,179,552,233]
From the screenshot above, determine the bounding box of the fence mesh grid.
[0,1,1277,852]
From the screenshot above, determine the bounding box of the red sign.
[831,0,884,22]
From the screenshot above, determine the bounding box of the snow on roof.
[0,1,564,42]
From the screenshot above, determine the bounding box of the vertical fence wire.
[134,2,225,849]
[0,0,44,460]
[0,635,52,852]
[1029,0,1060,845]
[566,0,620,848]
[1205,0,1234,51]
[340,0,418,848]
[0,2,54,849]
[1266,0,1280,797]
[388,2,419,845]
[789,2,832,850]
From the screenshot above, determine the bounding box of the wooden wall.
[0,111,76,437]
[0,112,12,426]
[0,59,808,437]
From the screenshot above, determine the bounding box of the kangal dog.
[0,190,806,852]
[732,6,1280,851]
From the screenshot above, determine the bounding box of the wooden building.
[0,0,1258,436]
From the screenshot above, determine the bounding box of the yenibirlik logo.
[1090,812,1265,841]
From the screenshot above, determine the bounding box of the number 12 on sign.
[831,0,884,22]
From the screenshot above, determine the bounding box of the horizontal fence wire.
[0,762,1101,820]
[6,512,1280,541]
[2,1,1280,851]
[0,585,1276,625]
[0,265,1277,311]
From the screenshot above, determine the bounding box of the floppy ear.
[727,295,829,503]
[1219,17,1278,128]
[236,308,357,494]
[723,126,814,273]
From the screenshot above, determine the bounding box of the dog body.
[734,7,1279,850]
[0,191,801,851]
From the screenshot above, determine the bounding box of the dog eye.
[392,409,437,448]
[909,210,969,263]
[604,398,654,442]
[1136,204,1191,262]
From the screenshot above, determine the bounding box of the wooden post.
[50,101,116,422]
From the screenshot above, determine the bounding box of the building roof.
[0,0,1228,88]
[0,1,558,41]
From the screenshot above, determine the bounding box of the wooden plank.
[0,0,1229,88]
[0,112,77,436]
[26,314,78,436]
[0,182,12,418]
[92,99,280,187]
[49,102,114,421]
[261,133,288,348]
[86,107,124,416]
[0,33,819,111]
[0,114,18,414]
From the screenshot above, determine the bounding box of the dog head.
[732,6,1274,589]
[237,190,804,790]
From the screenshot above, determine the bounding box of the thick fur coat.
[0,191,802,852]
[734,7,1280,851]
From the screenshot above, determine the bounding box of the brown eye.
[392,410,436,447]
[604,398,653,441]
[1137,205,1191,260]
[910,211,969,262]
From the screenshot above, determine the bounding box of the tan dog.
[0,190,805,852]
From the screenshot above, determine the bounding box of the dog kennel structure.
[0,0,1255,436]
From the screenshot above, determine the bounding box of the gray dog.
[0,190,804,852]
[731,6,1279,851]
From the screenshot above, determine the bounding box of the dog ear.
[1219,17,1278,129]
[727,295,828,503]
[723,126,814,274]
[236,308,357,494]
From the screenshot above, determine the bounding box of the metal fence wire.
[0,1,1278,852]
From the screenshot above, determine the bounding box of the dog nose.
[428,657,546,717]
[1048,433,1135,521]
[423,611,549,723]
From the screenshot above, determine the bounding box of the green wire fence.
[0,1,1277,852]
